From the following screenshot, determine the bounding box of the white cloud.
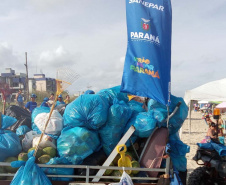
[1,0,226,97]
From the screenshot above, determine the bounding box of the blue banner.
[121,0,172,105]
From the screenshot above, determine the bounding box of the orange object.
[213,108,220,116]
[213,108,220,119]
[128,94,136,101]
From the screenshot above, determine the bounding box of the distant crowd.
[15,90,70,113]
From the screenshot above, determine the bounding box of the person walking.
[16,90,24,108]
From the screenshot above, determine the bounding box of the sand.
[180,111,209,177]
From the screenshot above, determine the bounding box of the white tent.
[183,78,226,134]
[184,78,226,104]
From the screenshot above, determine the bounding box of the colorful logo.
[141,18,150,31]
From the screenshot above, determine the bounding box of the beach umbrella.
[216,102,226,109]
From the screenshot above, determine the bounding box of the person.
[206,122,217,139]
[49,93,54,101]
[40,97,50,107]
[55,94,65,107]
[205,115,214,126]
[16,90,24,108]
[25,94,37,113]
[64,95,70,104]
[217,115,224,136]
[84,90,95,94]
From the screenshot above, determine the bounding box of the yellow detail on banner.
[130,65,160,79]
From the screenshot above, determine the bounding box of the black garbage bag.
[74,149,107,176]
[5,105,31,131]
[8,117,32,131]
[55,104,67,116]
[5,105,30,119]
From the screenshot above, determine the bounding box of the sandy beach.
[180,110,224,177]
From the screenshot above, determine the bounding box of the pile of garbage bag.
[0,115,22,162]
[0,85,189,182]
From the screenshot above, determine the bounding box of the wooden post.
[24,52,29,101]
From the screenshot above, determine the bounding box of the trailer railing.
[0,158,170,183]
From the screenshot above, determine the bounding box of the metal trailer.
[0,159,171,185]
[0,103,181,185]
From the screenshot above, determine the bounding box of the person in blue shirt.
[40,97,49,107]
[25,94,37,113]
[16,89,24,108]
[55,94,65,107]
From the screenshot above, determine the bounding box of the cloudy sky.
[1,0,226,97]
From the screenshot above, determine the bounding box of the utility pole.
[24,52,29,101]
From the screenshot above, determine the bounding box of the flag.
[121,0,172,105]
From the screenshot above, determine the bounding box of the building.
[33,74,56,92]
[0,68,56,101]
[0,68,26,101]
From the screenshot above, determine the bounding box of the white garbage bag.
[34,110,63,135]
[109,171,134,185]
[22,131,38,152]
[32,134,56,149]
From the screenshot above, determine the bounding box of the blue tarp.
[197,142,226,156]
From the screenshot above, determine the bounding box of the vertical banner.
[121,0,172,105]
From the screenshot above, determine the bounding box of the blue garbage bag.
[31,107,50,133]
[42,157,74,181]
[99,99,132,155]
[168,133,190,172]
[1,114,17,129]
[97,85,129,105]
[148,95,188,135]
[57,127,101,164]
[63,94,109,130]
[127,100,145,116]
[16,125,31,136]
[10,156,52,185]
[0,115,22,161]
[127,111,157,138]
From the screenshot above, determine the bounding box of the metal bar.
[0,173,160,181]
[166,106,169,128]
[86,166,89,183]
[165,157,170,175]
[129,138,139,160]
[0,162,165,172]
